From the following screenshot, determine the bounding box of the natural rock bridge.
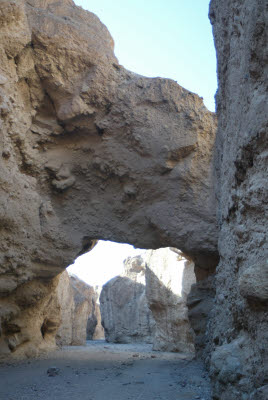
[0,1,267,399]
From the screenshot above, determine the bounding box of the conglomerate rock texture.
[0,0,218,358]
[145,248,196,353]
[208,1,268,399]
[100,255,156,344]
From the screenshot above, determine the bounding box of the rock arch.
[0,0,220,358]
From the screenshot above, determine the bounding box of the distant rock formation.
[56,272,102,346]
[145,248,196,353]
[100,255,155,343]
[56,271,75,346]
[100,248,196,354]
[91,286,105,340]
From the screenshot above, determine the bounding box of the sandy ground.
[0,341,211,400]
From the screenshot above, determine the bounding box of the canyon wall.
[90,286,104,341]
[100,248,196,354]
[0,1,266,399]
[100,255,155,344]
[56,272,100,346]
[208,1,268,399]
[0,0,218,359]
[145,248,196,353]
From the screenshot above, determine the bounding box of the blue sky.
[69,1,217,286]
[74,0,217,111]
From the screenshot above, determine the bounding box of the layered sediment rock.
[0,0,218,358]
[100,255,155,343]
[145,248,196,353]
[208,1,268,399]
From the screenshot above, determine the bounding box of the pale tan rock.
[92,303,104,340]
[92,286,105,340]
[70,275,96,345]
[0,0,218,358]
[145,248,196,353]
[0,276,61,359]
[100,256,155,343]
[56,272,100,346]
[55,271,74,346]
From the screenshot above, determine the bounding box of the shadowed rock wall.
[208,1,268,399]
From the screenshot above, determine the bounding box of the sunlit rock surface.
[101,248,196,353]
[91,286,105,341]
[56,272,100,346]
[145,248,196,353]
[100,255,155,344]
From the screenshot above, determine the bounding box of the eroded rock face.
[0,274,61,359]
[100,255,155,343]
[187,276,215,358]
[56,272,98,346]
[56,271,74,346]
[145,248,196,353]
[209,1,268,399]
[0,0,218,358]
[91,286,105,340]
[69,275,97,345]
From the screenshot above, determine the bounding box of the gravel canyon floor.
[0,341,211,400]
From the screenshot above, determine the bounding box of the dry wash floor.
[0,341,211,400]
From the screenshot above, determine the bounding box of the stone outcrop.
[100,255,155,343]
[91,286,104,340]
[56,272,99,346]
[101,248,196,353]
[0,0,218,359]
[55,271,75,346]
[187,276,215,358]
[69,274,97,345]
[145,248,196,353]
[0,274,61,359]
[208,1,268,399]
[0,1,266,399]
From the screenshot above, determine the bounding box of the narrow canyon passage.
[0,341,211,400]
